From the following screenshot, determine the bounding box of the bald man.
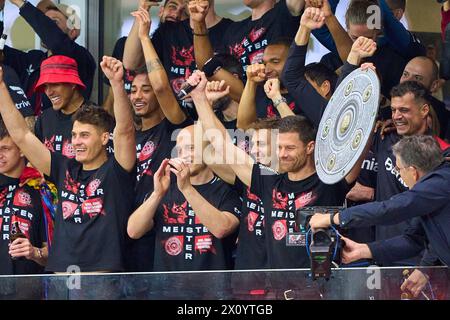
[127,125,241,272]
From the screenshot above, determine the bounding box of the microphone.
[177,82,197,100]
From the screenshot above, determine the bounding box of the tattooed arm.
[134,8,187,125]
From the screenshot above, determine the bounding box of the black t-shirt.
[221,0,299,76]
[45,153,135,272]
[135,118,192,204]
[0,175,46,275]
[153,176,241,271]
[34,106,115,159]
[250,164,350,269]
[255,87,299,119]
[152,18,232,111]
[126,118,192,272]
[234,177,267,270]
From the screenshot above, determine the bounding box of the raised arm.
[281,7,328,127]
[123,1,159,70]
[264,78,295,118]
[189,1,244,103]
[0,67,50,176]
[189,72,255,187]
[169,158,239,239]
[237,64,266,130]
[9,0,77,55]
[133,8,187,124]
[378,0,425,60]
[128,159,171,239]
[100,57,136,172]
[309,0,353,62]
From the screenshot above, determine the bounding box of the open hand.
[131,7,152,40]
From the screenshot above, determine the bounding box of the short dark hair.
[305,62,338,93]
[72,104,115,133]
[345,0,382,29]
[0,118,9,140]
[267,37,294,49]
[213,53,244,81]
[390,81,431,106]
[386,0,406,11]
[276,115,317,144]
[250,118,279,130]
[392,135,443,174]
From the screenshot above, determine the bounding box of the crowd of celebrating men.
[0,0,449,299]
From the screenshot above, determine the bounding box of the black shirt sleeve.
[281,44,328,128]
[217,186,242,219]
[50,152,70,185]
[19,2,96,100]
[368,219,426,266]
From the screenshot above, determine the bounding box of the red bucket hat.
[34,55,86,93]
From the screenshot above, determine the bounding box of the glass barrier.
[0,267,448,300]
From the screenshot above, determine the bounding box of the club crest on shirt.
[272,219,287,241]
[247,211,260,232]
[165,235,184,256]
[138,140,156,162]
[62,140,75,159]
[13,189,32,207]
[163,201,188,224]
[62,201,78,220]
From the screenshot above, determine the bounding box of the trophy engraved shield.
[315,68,380,185]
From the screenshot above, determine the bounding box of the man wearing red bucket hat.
[0,56,136,273]
[34,55,113,159]
[2,0,96,115]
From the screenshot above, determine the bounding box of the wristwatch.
[330,211,339,228]
[273,96,287,108]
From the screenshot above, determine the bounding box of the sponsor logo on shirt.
[385,156,408,188]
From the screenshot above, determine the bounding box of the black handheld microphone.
[177,83,197,100]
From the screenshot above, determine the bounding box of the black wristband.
[203,56,223,78]
[330,211,339,228]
